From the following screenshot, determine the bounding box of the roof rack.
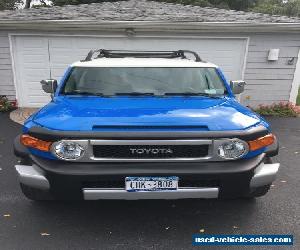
[83,49,202,62]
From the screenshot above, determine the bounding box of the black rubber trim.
[30,153,265,176]
[30,154,265,199]
[13,135,30,159]
[265,136,279,157]
[48,171,255,200]
[28,125,269,141]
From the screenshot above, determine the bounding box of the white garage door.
[12,35,247,107]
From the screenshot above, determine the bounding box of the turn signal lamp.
[248,134,275,151]
[20,134,52,152]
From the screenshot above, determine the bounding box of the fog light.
[218,139,248,160]
[53,141,84,160]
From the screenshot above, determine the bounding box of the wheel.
[244,185,271,199]
[20,183,53,201]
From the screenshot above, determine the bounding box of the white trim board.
[289,48,300,104]
[8,35,19,103]
[8,32,249,40]
[2,21,300,33]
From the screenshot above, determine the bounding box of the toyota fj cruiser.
[14,49,279,200]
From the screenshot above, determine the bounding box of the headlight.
[218,139,248,160]
[53,141,84,160]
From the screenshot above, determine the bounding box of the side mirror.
[230,80,246,95]
[40,79,58,94]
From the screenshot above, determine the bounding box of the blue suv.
[14,50,279,200]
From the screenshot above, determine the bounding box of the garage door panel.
[14,36,51,107]
[50,56,73,63]
[24,69,49,77]
[25,79,46,86]
[21,38,46,49]
[22,54,47,63]
[26,88,47,94]
[49,38,74,48]
[26,96,51,104]
[13,35,247,107]
[51,68,69,82]
[75,41,101,49]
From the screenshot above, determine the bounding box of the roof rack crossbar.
[83,49,202,62]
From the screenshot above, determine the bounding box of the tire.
[20,183,53,201]
[244,185,271,199]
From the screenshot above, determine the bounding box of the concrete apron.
[10,108,39,125]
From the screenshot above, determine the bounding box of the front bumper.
[14,155,280,200]
[14,132,280,200]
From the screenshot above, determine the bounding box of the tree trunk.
[24,0,31,9]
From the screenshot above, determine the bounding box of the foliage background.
[0,0,21,10]
[154,0,300,17]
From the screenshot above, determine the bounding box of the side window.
[63,69,78,93]
[202,68,225,94]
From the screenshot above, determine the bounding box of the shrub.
[0,96,14,112]
[254,102,300,117]
[297,88,300,106]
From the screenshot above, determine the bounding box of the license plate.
[125,176,178,192]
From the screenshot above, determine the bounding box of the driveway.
[0,112,299,250]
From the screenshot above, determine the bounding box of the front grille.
[93,145,209,159]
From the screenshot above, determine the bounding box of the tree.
[24,0,31,8]
[155,0,300,17]
[0,0,21,10]
[226,0,257,10]
[251,0,300,17]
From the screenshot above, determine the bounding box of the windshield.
[62,67,226,96]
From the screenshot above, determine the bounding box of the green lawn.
[297,88,300,106]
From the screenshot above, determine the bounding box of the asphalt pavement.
[0,112,299,250]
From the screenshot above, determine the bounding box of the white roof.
[71,58,218,68]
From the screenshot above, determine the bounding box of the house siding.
[243,34,300,107]
[0,30,299,107]
[0,31,15,100]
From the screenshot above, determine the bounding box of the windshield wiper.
[65,91,106,96]
[115,92,155,96]
[164,92,222,98]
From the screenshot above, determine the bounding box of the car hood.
[32,96,262,131]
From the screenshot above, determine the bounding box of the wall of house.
[0,31,15,101]
[0,29,299,107]
[243,33,300,107]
